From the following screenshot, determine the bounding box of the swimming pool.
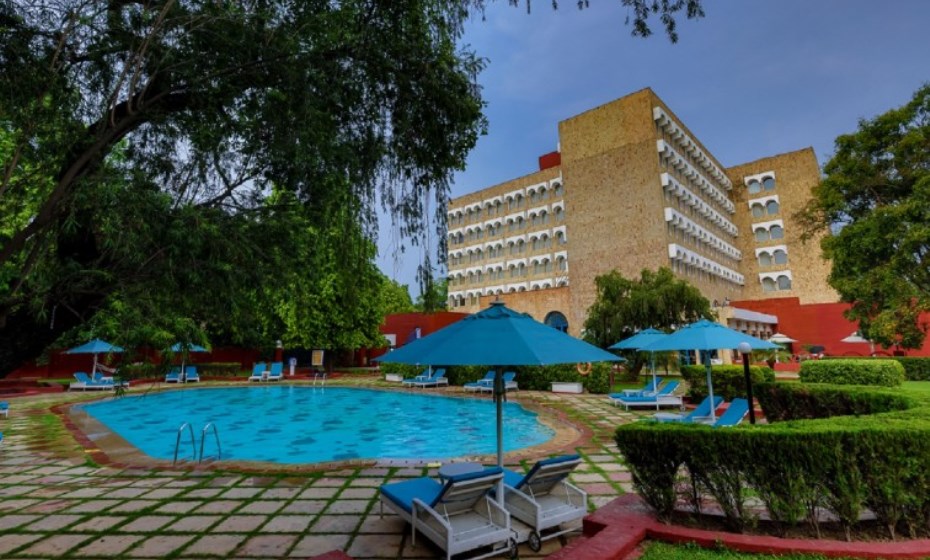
[79,386,555,464]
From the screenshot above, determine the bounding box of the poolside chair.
[165,367,182,383]
[248,362,267,382]
[477,371,518,393]
[0,401,8,418]
[654,395,724,424]
[608,380,682,410]
[69,372,113,391]
[618,376,664,397]
[402,368,433,387]
[94,371,129,388]
[712,398,749,428]
[500,455,587,552]
[380,467,514,560]
[407,368,448,389]
[184,366,200,383]
[463,371,495,392]
[266,362,284,381]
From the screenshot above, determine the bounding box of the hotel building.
[445,88,837,339]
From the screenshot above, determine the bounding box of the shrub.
[680,365,775,401]
[755,382,914,421]
[800,359,904,386]
[896,357,930,381]
[197,362,245,377]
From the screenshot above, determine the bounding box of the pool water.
[80,386,555,464]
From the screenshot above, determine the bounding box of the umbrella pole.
[495,366,504,499]
[651,352,658,411]
[92,354,98,377]
[705,352,716,422]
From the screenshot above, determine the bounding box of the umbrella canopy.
[170,343,209,380]
[641,320,778,420]
[609,328,668,392]
[769,332,797,344]
[375,301,620,485]
[841,331,875,354]
[66,339,124,376]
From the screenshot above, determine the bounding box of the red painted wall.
[538,150,561,171]
[365,312,469,364]
[732,297,930,357]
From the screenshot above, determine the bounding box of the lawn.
[640,542,844,560]
[901,380,930,395]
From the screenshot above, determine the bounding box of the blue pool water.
[80,386,555,464]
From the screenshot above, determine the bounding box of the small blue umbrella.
[66,339,124,376]
[640,320,777,420]
[609,328,669,390]
[376,301,621,485]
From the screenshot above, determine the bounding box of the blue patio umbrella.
[66,339,124,377]
[609,328,668,391]
[375,301,621,483]
[640,319,778,421]
[170,343,209,381]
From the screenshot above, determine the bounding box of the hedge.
[679,365,774,401]
[379,362,612,393]
[615,383,930,540]
[821,356,930,381]
[799,359,904,386]
[754,382,914,421]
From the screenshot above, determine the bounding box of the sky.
[375,0,930,296]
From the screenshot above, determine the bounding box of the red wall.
[732,297,930,357]
[365,312,470,364]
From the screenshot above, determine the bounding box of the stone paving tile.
[68,516,128,532]
[65,499,124,513]
[325,499,370,515]
[350,478,386,487]
[212,515,268,532]
[220,487,264,499]
[100,487,150,499]
[0,534,43,556]
[281,500,328,514]
[311,514,361,533]
[299,486,341,499]
[236,534,298,557]
[260,487,302,500]
[357,512,406,534]
[238,500,285,514]
[262,515,313,533]
[116,515,176,532]
[0,498,40,512]
[154,500,204,514]
[24,514,84,531]
[182,534,248,556]
[162,515,222,533]
[289,534,351,557]
[340,487,378,499]
[313,477,347,487]
[207,475,244,487]
[0,514,40,531]
[349,533,404,558]
[107,499,159,513]
[59,487,106,499]
[183,487,224,498]
[193,499,244,513]
[73,534,145,557]
[19,534,93,556]
[125,535,195,557]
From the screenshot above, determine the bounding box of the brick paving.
[0,380,648,559]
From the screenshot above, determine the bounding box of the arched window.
[758,252,773,267]
[777,275,792,290]
[558,256,568,271]
[754,228,769,242]
[773,250,788,265]
[555,206,565,221]
[553,182,564,197]
[763,177,776,191]
[557,231,567,245]
[544,311,569,333]
[766,200,779,215]
[770,225,784,239]
[747,180,762,194]
[751,204,765,219]
[762,277,777,292]
[509,265,517,278]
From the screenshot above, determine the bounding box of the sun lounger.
[248,362,268,382]
[463,371,495,392]
[713,398,749,427]
[69,372,114,391]
[380,467,514,560]
[608,381,682,410]
[407,368,448,388]
[266,362,283,381]
[501,455,587,552]
[619,377,664,397]
[185,366,200,383]
[165,367,182,383]
[654,395,723,423]
[0,401,8,418]
[402,368,433,386]
[476,371,518,393]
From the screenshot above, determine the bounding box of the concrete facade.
[446,88,834,336]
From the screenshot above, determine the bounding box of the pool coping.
[55,382,593,473]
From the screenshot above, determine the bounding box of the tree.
[800,85,930,350]
[583,268,713,374]
[0,1,703,375]
[379,277,416,316]
[415,275,448,312]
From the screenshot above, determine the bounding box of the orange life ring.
[576,362,592,376]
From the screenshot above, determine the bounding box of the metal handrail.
[173,422,196,465]
[199,422,222,463]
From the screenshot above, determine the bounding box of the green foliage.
[379,361,613,393]
[583,267,714,351]
[801,84,930,349]
[799,359,905,387]
[897,357,930,381]
[616,383,930,539]
[378,277,416,317]
[679,365,774,401]
[414,276,448,313]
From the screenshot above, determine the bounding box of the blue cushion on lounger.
[382,467,503,514]
[503,455,580,491]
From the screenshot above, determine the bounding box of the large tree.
[0,0,703,375]
[801,85,930,350]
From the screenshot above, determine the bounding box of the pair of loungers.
[463,371,519,393]
[380,455,586,559]
[248,362,283,382]
[164,366,201,383]
[608,378,683,410]
[69,372,129,391]
[402,368,449,388]
[653,396,750,427]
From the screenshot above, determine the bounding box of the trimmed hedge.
[754,382,914,421]
[615,383,930,539]
[799,359,904,386]
[821,356,930,381]
[679,365,774,401]
[379,361,613,393]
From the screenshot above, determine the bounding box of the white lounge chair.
[184,366,200,383]
[69,372,114,391]
[266,362,283,381]
[247,362,267,382]
[406,368,448,388]
[0,401,8,418]
[380,467,514,560]
[463,371,495,392]
[501,455,587,552]
[477,372,518,393]
[608,380,683,410]
[165,367,182,383]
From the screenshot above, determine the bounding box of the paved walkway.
[0,381,642,559]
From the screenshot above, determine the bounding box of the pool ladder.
[173,422,222,465]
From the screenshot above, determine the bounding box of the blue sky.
[376,0,930,296]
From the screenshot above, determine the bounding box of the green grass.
[640,542,847,560]
[901,381,930,394]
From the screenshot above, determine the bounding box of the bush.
[896,357,930,381]
[378,361,614,393]
[800,359,904,386]
[196,362,245,377]
[680,365,774,401]
[615,383,930,539]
